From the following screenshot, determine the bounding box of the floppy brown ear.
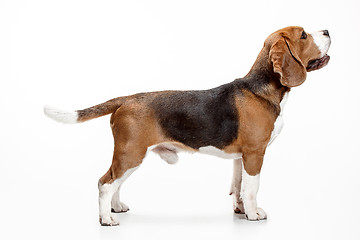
[269,38,307,87]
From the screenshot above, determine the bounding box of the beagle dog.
[44,26,331,226]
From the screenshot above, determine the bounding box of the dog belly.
[198,146,242,159]
[150,143,242,162]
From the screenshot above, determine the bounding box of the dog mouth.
[306,54,330,72]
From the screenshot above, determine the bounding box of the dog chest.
[268,92,289,146]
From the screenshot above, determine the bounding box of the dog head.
[267,26,331,87]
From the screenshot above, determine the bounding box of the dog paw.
[111,201,129,213]
[246,208,267,221]
[234,207,245,214]
[233,201,245,214]
[99,216,120,226]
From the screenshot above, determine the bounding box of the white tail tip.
[44,105,78,124]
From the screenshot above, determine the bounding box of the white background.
[1,0,360,239]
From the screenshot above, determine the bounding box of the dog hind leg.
[98,142,146,226]
[98,164,139,226]
[98,102,163,226]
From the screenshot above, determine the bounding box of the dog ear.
[269,37,307,87]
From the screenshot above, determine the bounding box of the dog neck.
[234,46,290,114]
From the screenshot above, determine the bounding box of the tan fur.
[99,101,165,184]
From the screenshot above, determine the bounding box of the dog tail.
[44,97,126,124]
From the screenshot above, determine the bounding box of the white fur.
[43,105,78,124]
[268,92,289,146]
[240,163,267,220]
[111,187,130,213]
[198,146,242,159]
[98,166,139,226]
[230,158,245,213]
[311,31,331,57]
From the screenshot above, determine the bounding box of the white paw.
[232,198,245,214]
[99,216,120,226]
[246,208,267,221]
[111,201,129,213]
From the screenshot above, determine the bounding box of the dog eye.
[301,31,308,39]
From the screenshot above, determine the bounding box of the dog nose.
[323,30,330,37]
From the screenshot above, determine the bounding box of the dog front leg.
[230,158,245,214]
[240,152,267,220]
